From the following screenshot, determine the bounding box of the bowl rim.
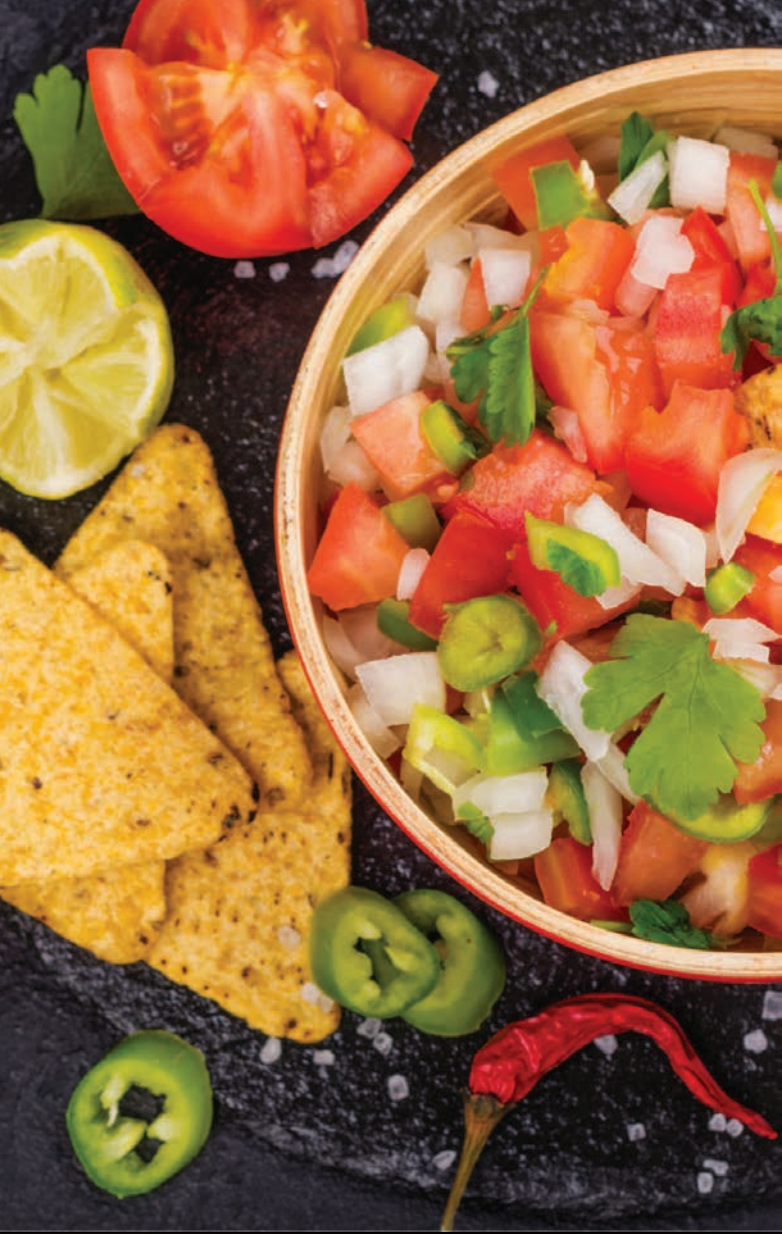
[276,48,782,982]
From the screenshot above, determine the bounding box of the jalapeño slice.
[437,594,542,691]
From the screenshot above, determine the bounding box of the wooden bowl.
[276,49,782,981]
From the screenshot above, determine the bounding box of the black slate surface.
[1,1,781,1230]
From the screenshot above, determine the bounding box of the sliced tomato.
[407,512,512,638]
[350,391,455,502]
[746,844,782,938]
[338,42,438,141]
[611,801,708,906]
[534,836,629,923]
[725,150,777,273]
[680,206,742,306]
[733,534,782,634]
[307,482,409,610]
[624,383,750,525]
[733,698,782,804]
[652,265,738,396]
[542,217,634,312]
[492,135,582,231]
[89,0,434,257]
[509,538,636,642]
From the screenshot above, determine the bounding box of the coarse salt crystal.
[708,1112,727,1132]
[743,1028,769,1054]
[626,1122,646,1142]
[357,1017,382,1039]
[373,1031,394,1056]
[268,261,290,282]
[233,259,256,279]
[433,1149,457,1172]
[312,240,359,279]
[726,1118,744,1138]
[300,981,323,1004]
[696,1171,715,1194]
[276,925,301,950]
[313,1049,335,1066]
[387,1074,409,1102]
[763,989,782,1020]
[703,1157,729,1177]
[260,1037,282,1065]
[594,1034,618,1056]
[477,70,499,98]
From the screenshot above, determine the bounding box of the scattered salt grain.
[432,1150,457,1172]
[626,1122,646,1142]
[300,981,323,1004]
[268,261,290,282]
[130,463,146,478]
[276,925,301,950]
[708,1112,727,1132]
[743,1027,769,1054]
[260,1037,282,1065]
[477,70,499,99]
[703,1158,729,1177]
[233,259,256,279]
[763,989,782,1020]
[313,1049,335,1066]
[594,1034,619,1056]
[387,1074,409,1102]
[311,240,359,279]
[357,1017,382,1039]
[696,1171,715,1195]
[726,1118,744,1138]
[372,1031,394,1056]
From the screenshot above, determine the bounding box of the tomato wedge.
[88,0,436,257]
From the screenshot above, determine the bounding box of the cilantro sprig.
[720,179,782,368]
[13,65,138,220]
[581,614,765,823]
[628,899,725,950]
[617,111,670,207]
[445,270,547,448]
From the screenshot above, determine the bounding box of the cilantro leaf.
[457,801,495,845]
[13,65,139,220]
[581,614,765,822]
[618,111,656,180]
[629,898,720,950]
[721,179,782,367]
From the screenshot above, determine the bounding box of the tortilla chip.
[55,423,312,812]
[147,649,352,1042]
[0,528,256,885]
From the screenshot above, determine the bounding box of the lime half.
[0,219,174,498]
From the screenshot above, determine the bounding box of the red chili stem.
[440,1091,512,1233]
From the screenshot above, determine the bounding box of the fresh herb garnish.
[629,898,724,950]
[721,179,782,367]
[13,65,139,220]
[457,801,495,845]
[446,270,546,448]
[581,614,766,822]
[617,110,669,207]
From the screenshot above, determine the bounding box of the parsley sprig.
[445,269,547,448]
[629,899,725,950]
[720,179,782,368]
[581,614,765,823]
[13,65,138,220]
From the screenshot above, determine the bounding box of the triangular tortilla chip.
[0,540,175,962]
[147,650,351,1042]
[55,423,312,812]
[0,528,256,885]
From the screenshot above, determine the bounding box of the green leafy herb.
[446,270,546,448]
[581,614,766,822]
[457,801,495,845]
[720,179,782,367]
[13,65,139,220]
[617,111,670,207]
[772,161,782,200]
[629,898,724,950]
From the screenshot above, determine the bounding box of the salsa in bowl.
[276,49,782,980]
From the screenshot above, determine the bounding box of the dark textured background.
[1,1,781,1230]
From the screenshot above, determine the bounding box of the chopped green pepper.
[531,159,611,229]
[547,757,591,843]
[704,562,756,615]
[420,399,490,475]
[309,885,440,1018]
[669,793,772,843]
[373,889,506,1037]
[403,703,485,794]
[525,512,621,597]
[381,492,442,551]
[346,295,414,355]
[66,1030,213,1198]
[437,594,542,691]
[377,598,439,651]
[483,688,578,775]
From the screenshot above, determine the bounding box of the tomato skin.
[746,844,782,938]
[624,383,750,525]
[652,265,737,396]
[407,512,512,638]
[680,206,742,306]
[611,802,708,906]
[733,698,782,804]
[543,217,635,312]
[338,42,438,141]
[492,135,581,231]
[350,391,454,502]
[307,483,410,610]
[534,836,628,922]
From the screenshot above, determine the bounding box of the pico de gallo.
[307,111,782,951]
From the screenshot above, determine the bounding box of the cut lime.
[0,219,174,498]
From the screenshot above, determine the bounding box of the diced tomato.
[408,512,512,637]
[542,217,635,312]
[725,150,777,273]
[652,265,738,396]
[441,429,603,543]
[732,534,782,635]
[534,836,629,922]
[624,383,750,525]
[733,698,782,804]
[509,538,636,642]
[337,42,438,141]
[459,258,491,333]
[492,135,582,231]
[350,391,454,502]
[680,206,742,306]
[611,802,708,906]
[530,309,663,474]
[307,482,409,610]
[746,844,782,938]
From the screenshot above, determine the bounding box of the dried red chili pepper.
[441,992,776,1231]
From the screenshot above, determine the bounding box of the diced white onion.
[607,149,668,225]
[566,493,686,594]
[478,247,532,309]
[319,404,381,489]
[536,641,611,761]
[346,682,402,758]
[732,658,782,697]
[465,221,535,252]
[596,577,643,611]
[355,652,445,726]
[340,606,401,662]
[547,405,589,463]
[397,547,430,601]
[487,808,554,861]
[343,325,430,417]
[713,124,778,159]
[416,261,469,329]
[631,214,694,290]
[323,615,363,679]
[668,135,730,214]
[703,616,779,664]
[452,769,548,816]
[594,741,640,805]
[614,266,658,319]
[645,509,708,588]
[716,447,782,562]
[761,195,782,233]
[582,761,623,891]
[424,225,476,268]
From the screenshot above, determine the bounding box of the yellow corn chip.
[55,423,312,811]
[147,649,351,1042]
[0,528,256,885]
